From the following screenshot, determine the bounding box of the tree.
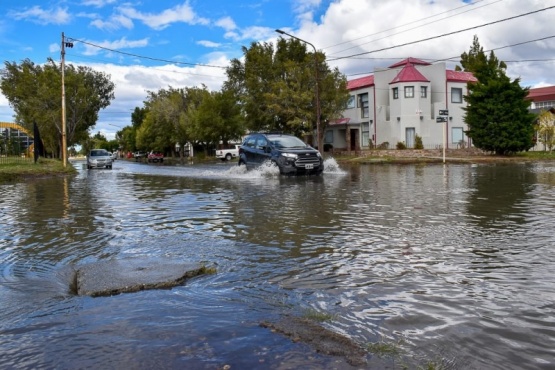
[225,38,349,142]
[0,58,115,157]
[458,36,536,155]
[536,109,555,152]
[137,87,187,153]
[187,88,245,148]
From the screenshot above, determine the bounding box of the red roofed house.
[326,58,477,151]
[526,86,555,113]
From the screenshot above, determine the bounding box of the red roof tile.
[347,75,374,90]
[390,63,429,84]
[527,86,555,102]
[388,58,431,68]
[446,70,477,83]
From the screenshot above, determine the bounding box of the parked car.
[111,151,118,160]
[87,149,113,169]
[238,133,323,175]
[147,151,164,163]
[216,145,240,161]
[134,151,146,161]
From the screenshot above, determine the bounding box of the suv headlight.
[281,153,298,159]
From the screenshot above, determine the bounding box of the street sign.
[439,109,449,116]
[436,117,446,123]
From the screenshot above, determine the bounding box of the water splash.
[224,161,280,178]
[323,157,347,175]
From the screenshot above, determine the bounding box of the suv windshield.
[268,135,307,149]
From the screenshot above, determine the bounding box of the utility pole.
[61,32,67,167]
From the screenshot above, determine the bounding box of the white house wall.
[327,61,471,150]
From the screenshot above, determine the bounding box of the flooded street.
[1,158,555,369]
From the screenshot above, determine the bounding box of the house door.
[350,129,359,151]
[405,127,415,148]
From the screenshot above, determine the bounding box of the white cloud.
[292,0,322,14]
[49,43,60,53]
[215,16,237,32]
[90,14,134,31]
[9,6,71,25]
[197,40,221,48]
[81,0,118,8]
[82,37,149,56]
[224,26,274,42]
[117,1,210,31]
[290,0,555,87]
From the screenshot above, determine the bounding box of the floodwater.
[1,158,555,369]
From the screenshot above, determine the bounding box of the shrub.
[415,135,424,149]
[396,141,406,150]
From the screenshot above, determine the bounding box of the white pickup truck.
[215,145,241,161]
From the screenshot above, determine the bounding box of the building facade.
[527,85,555,114]
[325,58,477,152]
[0,121,33,157]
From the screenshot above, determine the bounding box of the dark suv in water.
[238,133,323,175]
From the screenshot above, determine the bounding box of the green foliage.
[132,85,245,154]
[459,36,535,155]
[224,38,349,137]
[396,141,406,149]
[415,134,424,149]
[137,87,191,152]
[0,58,115,157]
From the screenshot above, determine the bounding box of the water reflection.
[1,160,555,369]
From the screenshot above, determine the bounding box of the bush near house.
[396,142,407,150]
[415,135,424,149]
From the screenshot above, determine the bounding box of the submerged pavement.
[72,257,210,297]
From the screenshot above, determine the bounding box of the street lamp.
[275,29,322,154]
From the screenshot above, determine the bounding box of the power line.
[432,34,555,63]
[65,51,224,79]
[344,35,555,78]
[325,0,503,56]
[328,5,555,62]
[66,36,227,70]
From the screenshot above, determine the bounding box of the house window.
[404,86,414,98]
[421,86,427,98]
[346,95,355,109]
[451,87,463,103]
[358,93,369,118]
[452,127,464,144]
[536,101,555,109]
[324,130,333,144]
[393,87,399,99]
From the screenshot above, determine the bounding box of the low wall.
[332,148,487,158]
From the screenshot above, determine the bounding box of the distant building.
[0,121,33,156]
[327,57,477,152]
[526,86,555,114]
[527,86,555,151]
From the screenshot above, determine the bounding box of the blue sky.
[1,0,554,140]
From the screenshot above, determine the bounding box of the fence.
[0,139,34,164]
